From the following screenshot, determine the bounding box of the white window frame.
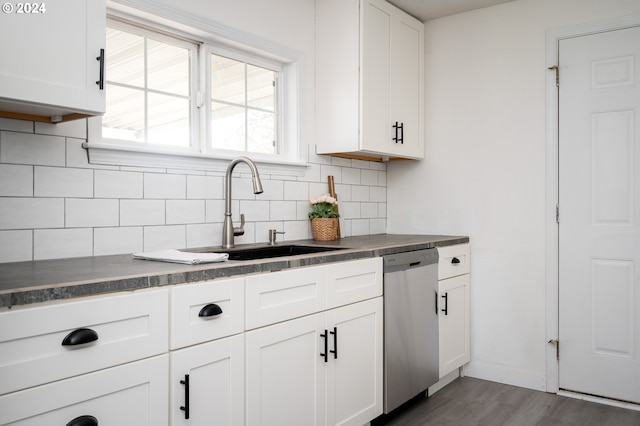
[85,1,307,176]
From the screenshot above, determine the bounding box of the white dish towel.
[133,249,229,265]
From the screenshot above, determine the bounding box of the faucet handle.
[268,229,285,245]
[233,214,246,236]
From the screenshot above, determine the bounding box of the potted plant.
[308,195,340,241]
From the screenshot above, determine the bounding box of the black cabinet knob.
[66,415,98,426]
[451,257,461,264]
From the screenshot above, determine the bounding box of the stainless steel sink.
[202,245,346,261]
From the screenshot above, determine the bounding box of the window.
[208,52,278,155]
[90,15,302,171]
[103,22,196,149]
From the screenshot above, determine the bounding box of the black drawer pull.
[96,48,105,90]
[66,415,98,426]
[180,374,190,419]
[329,327,338,359]
[441,293,448,315]
[62,328,98,346]
[198,303,223,317]
[451,257,461,264]
[320,329,328,362]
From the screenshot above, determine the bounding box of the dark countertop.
[0,234,468,308]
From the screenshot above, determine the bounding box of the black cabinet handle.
[399,122,404,144]
[329,327,338,359]
[392,122,399,143]
[452,257,461,264]
[62,328,98,346]
[441,293,448,315]
[180,374,190,419]
[435,291,438,314]
[66,415,98,426]
[96,48,105,90]
[320,329,328,363]
[198,303,222,318]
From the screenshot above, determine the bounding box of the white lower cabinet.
[0,355,168,426]
[437,244,471,378]
[170,335,244,426]
[245,297,383,426]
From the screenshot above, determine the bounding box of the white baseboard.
[464,361,547,392]
[558,390,640,412]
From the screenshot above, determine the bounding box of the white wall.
[387,0,640,391]
[0,0,388,263]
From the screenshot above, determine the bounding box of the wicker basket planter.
[310,218,339,241]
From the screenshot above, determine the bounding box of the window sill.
[82,142,309,177]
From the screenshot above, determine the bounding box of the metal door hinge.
[548,339,559,360]
[556,205,560,223]
[548,65,559,86]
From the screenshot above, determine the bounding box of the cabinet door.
[326,297,383,426]
[0,0,106,117]
[438,274,471,377]
[391,12,424,159]
[0,355,168,426]
[170,335,244,426]
[245,313,326,426]
[361,0,392,155]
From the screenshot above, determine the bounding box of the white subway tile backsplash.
[0,119,389,263]
[120,200,165,226]
[187,175,223,199]
[166,200,205,224]
[35,119,87,139]
[1,132,65,166]
[34,228,93,260]
[370,186,387,202]
[239,200,270,222]
[0,164,32,196]
[0,198,64,229]
[361,169,379,186]
[186,223,220,249]
[283,181,308,200]
[342,167,361,185]
[143,225,186,251]
[94,227,143,256]
[352,185,370,202]
[34,167,93,197]
[66,199,119,228]
[0,230,32,262]
[0,118,33,133]
[95,170,143,199]
[361,202,379,218]
[144,173,186,199]
[270,201,297,221]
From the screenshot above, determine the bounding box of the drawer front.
[437,244,470,280]
[0,355,168,426]
[170,278,245,350]
[245,265,326,330]
[326,257,382,309]
[0,288,168,395]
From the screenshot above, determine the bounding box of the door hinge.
[556,205,560,223]
[548,65,559,86]
[548,339,559,360]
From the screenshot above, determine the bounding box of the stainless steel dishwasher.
[382,249,439,413]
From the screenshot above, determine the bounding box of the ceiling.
[387,0,517,21]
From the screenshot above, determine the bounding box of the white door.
[558,26,640,404]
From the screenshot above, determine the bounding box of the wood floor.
[372,377,640,426]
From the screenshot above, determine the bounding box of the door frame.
[544,12,640,394]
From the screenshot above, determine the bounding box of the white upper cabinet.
[316,0,424,161]
[0,0,106,123]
